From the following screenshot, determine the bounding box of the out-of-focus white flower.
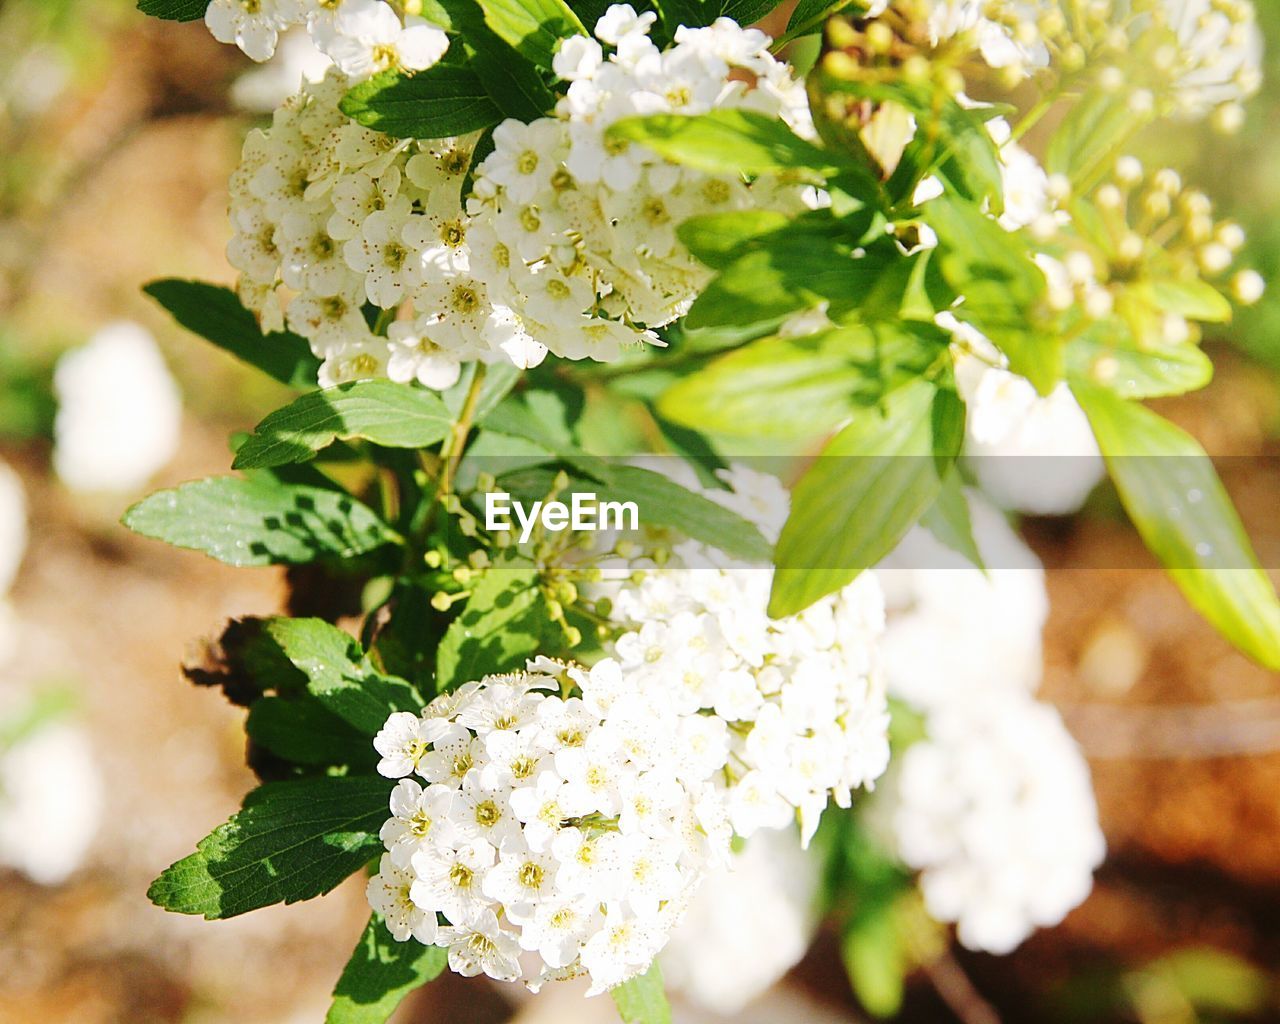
[884,693,1104,954]
[877,490,1047,711]
[1161,0,1263,119]
[941,312,1105,515]
[0,721,103,885]
[0,461,26,597]
[231,29,334,112]
[53,323,182,494]
[663,828,820,1014]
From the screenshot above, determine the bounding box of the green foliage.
[143,279,321,389]
[147,775,389,919]
[245,696,377,769]
[1076,384,1280,670]
[137,0,207,20]
[434,556,549,692]
[477,0,586,69]
[122,477,400,567]
[443,0,556,120]
[611,962,672,1024]
[1066,328,1213,400]
[658,322,947,440]
[233,381,453,469]
[265,618,426,734]
[769,380,965,618]
[340,64,503,139]
[608,109,853,179]
[327,916,448,1024]
[920,468,985,571]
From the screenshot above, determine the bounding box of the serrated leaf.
[919,470,985,572]
[609,109,848,179]
[143,279,320,389]
[435,557,548,692]
[122,476,399,567]
[147,776,389,919]
[233,380,453,469]
[327,915,448,1024]
[1075,384,1280,670]
[266,618,425,734]
[137,0,207,20]
[612,962,671,1024]
[246,696,377,768]
[769,381,964,617]
[443,0,557,119]
[478,0,586,69]
[341,64,502,138]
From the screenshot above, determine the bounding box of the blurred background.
[3,2,1280,1022]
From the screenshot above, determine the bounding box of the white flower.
[664,829,821,1015]
[437,909,523,981]
[367,854,440,943]
[410,839,495,925]
[481,843,560,923]
[580,905,665,995]
[882,693,1105,954]
[319,2,448,79]
[52,323,182,494]
[206,0,289,62]
[0,461,27,598]
[519,898,603,968]
[942,312,1105,515]
[374,711,448,778]
[231,28,333,111]
[0,719,103,885]
[380,778,459,867]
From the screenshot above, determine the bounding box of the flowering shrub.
[126,0,1272,1019]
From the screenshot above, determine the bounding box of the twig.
[922,949,1002,1024]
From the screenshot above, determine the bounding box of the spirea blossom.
[205,0,449,74]
[227,9,809,387]
[366,658,732,994]
[884,694,1105,954]
[874,489,1104,953]
[52,322,182,494]
[662,828,820,1014]
[597,467,891,848]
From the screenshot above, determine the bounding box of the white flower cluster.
[662,828,820,1015]
[366,658,732,994]
[52,323,183,494]
[205,0,447,74]
[226,9,808,388]
[874,492,1105,953]
[598,466,891,847]
[464,8,811,360]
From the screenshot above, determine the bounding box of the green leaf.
[686,229,896,331]
[571,460,773,563]
[1075,383,1280,669]
[478,0,586,69]
[920,469,985,571]
[147,775,389,919]
[443,361,522,422]
[245,696,376,768]
[658,323,946,440]
[233,380,453,469]
[122,476,399,567]
[1066,332,1213,400]
[769,381,964,617]
[435,557,549,692]
[143,279,320,389]
[137,0,207,20]
[612,962,671,1024]
[341,64,502,139]
[608,109,853,179]
[1046,88,1140,188]
[927,198,1057,393]
[327,915,448,1024]
[1139,279,1233,324]
[842,903,908,1018]
[444,0,557,119]
[266,618,425,734]
[677,210,793,271]
[787,0,856,33]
